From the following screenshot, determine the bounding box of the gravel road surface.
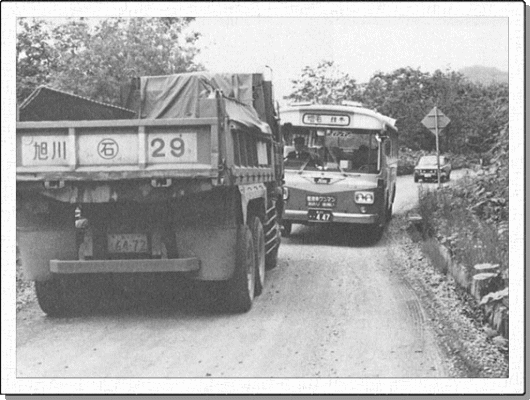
[17,170,503,379]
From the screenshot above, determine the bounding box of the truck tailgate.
[16,118,219,181]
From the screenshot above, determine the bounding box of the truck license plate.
[308,209,333,222]
[107,234,148,253]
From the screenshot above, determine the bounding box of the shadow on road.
[282,223,387,248]
[57,276,244,319]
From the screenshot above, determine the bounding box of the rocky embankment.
[387,215,508,378]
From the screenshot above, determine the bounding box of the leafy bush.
[418,183,508,279]
[416,117,508,276]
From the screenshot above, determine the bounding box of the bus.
[280,102,398,242]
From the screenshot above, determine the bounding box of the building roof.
[19,86,136,121]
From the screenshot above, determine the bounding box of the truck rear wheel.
[265,245,279,270]
[248,216,266,296]
[282,221,292,237]
[226,225,256,313]
[35,279,66,317]
[35,275,103,317]
[386,203,393,221]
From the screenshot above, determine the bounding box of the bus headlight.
[355,191,374,204]
[283,187,289,200]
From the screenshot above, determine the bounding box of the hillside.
[459,66,508,85]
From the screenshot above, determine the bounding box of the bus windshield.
[283,127,380,173]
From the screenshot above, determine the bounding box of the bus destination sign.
[302,113,350,126]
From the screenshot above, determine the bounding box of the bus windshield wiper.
[297,158,312,174]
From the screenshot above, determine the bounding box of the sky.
[192,17,508,103]
[14,15,509,105]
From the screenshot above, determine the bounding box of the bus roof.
[280,104,397,132]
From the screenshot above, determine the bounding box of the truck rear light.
[44,180,65,189]
[283,187,289,200]
[151,178,172,188]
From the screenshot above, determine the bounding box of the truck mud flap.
[17,199,77,281]
[174,226,238,281]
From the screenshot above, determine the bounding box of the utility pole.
[434,107,441,187]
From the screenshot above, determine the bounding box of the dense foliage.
[286,62,509,156]
[17,18,203,105]
[286,61,358,105]
[416,114,509,282]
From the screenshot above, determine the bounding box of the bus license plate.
[108,234,148,253]
[308,210,333,222]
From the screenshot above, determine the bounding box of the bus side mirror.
[376,133,389,142]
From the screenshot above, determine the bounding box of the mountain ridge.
[459,65,508,85]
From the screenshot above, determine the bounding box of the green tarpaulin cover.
[140,72,271,134]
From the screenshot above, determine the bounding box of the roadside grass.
[416,179,508,281]
[420,238,448,275]
[16,246,37,312]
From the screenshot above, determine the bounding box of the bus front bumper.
[284,210,378,224]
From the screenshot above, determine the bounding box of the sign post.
[421,107,450,187]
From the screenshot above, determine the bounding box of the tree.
[285,63,508,157]
[285,60,359,105]
[16,19,57,102]
[17,18,203,105]
[359,67,508,154]
[359,67,434,151]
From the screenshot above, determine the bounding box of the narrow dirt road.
[16,173,470,378]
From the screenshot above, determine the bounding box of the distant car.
[414,155,452,182]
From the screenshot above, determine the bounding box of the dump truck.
[16,72,284,315]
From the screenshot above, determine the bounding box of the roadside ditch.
[386,215,508,378]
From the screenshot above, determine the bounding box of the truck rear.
[16,72,284,315]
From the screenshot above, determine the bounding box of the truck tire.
[265,218,280,271]
[282,221,292,237]
[386,203,393,221]
[265,245,279,271]
[35,279,67,317]
[226,225,256,313]
[65,275,105,316]
[36,275,103,317]
[248,216,266,296]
